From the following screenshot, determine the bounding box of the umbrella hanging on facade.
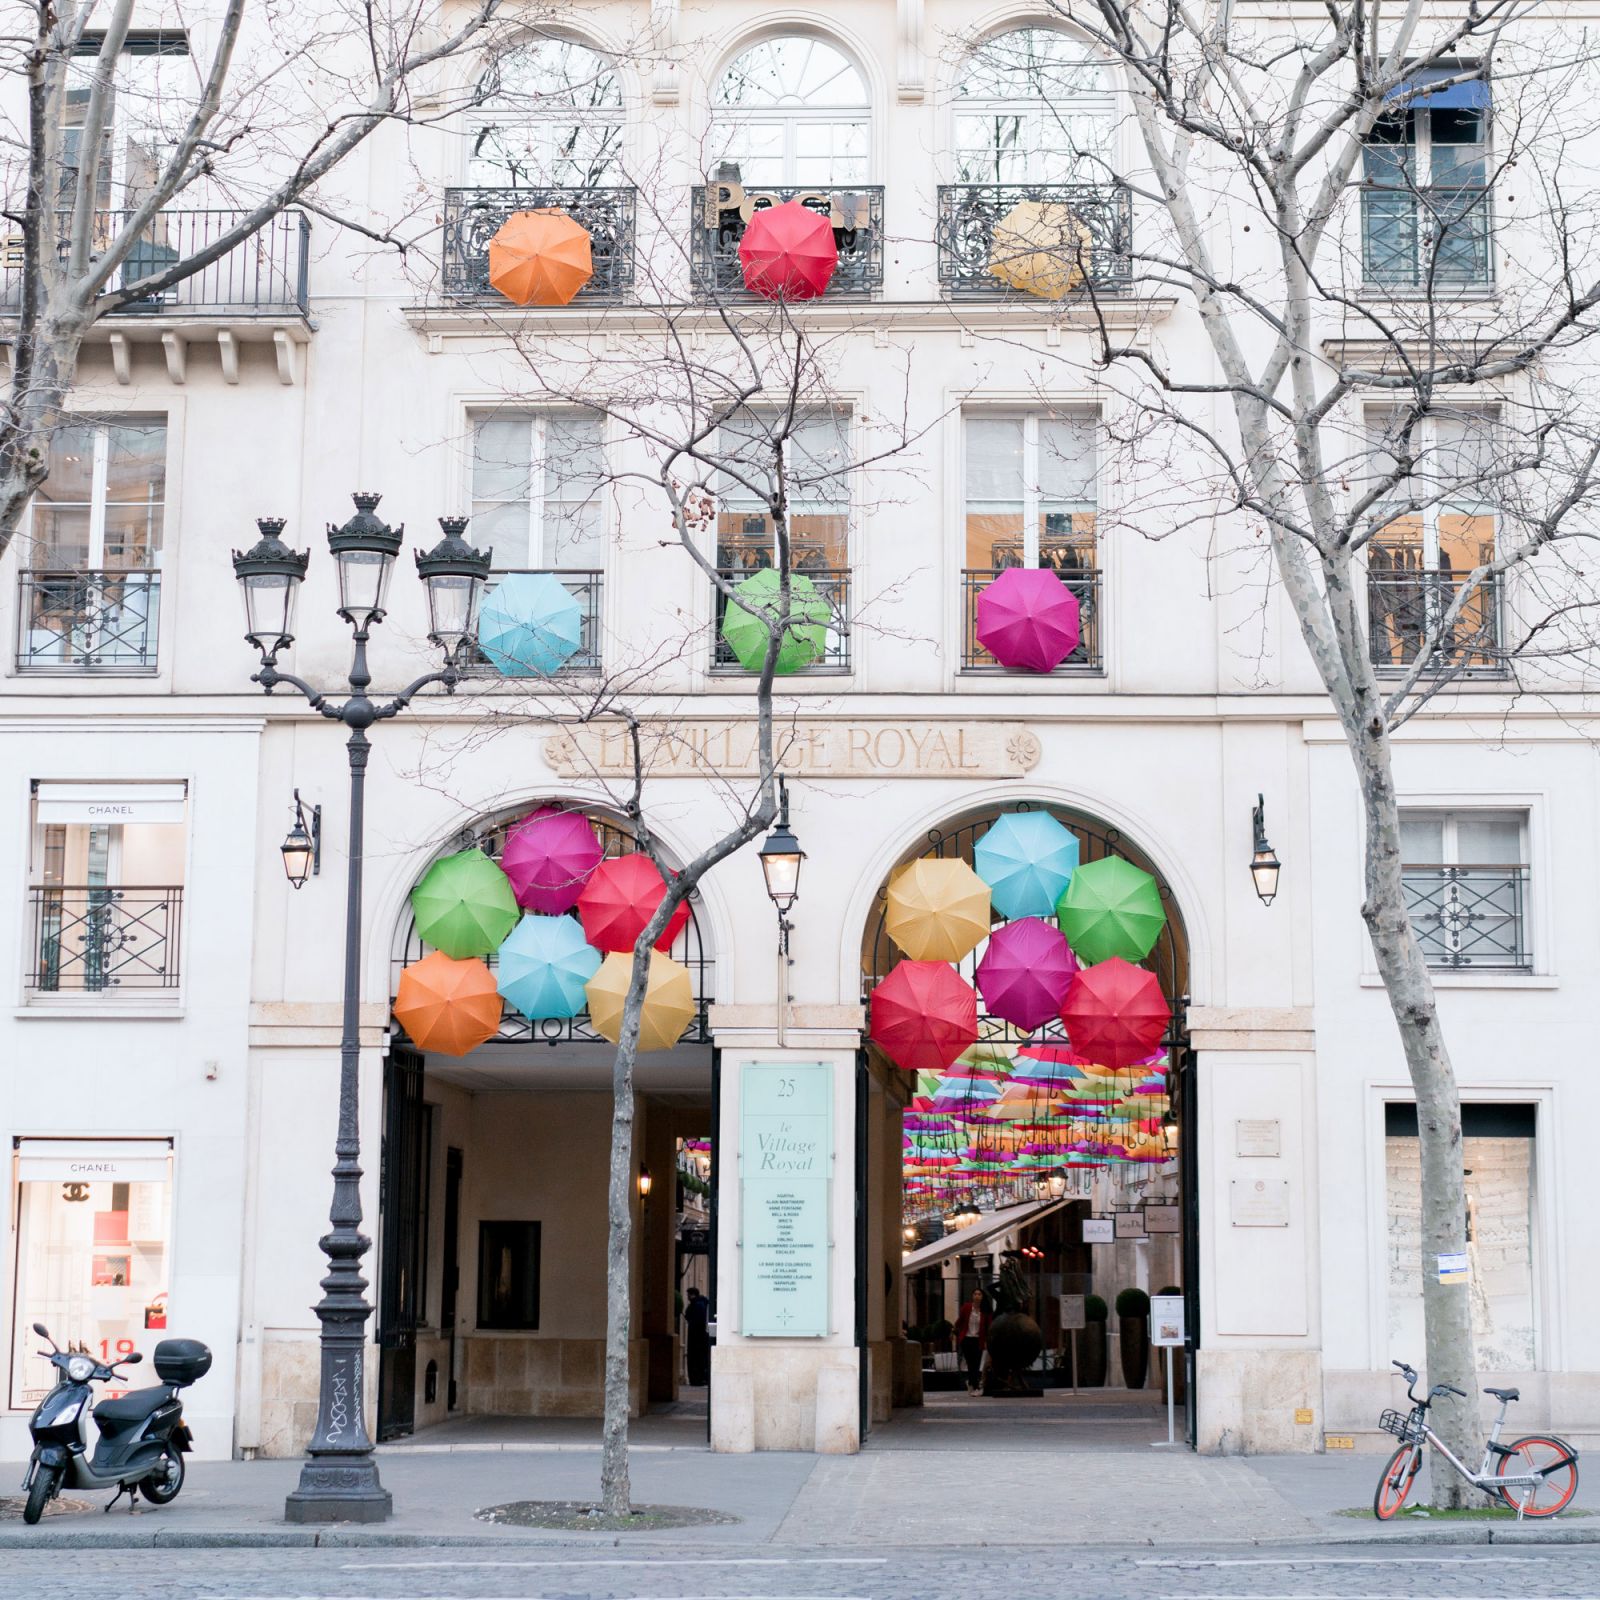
[870,960,979,1073]
[719,567,831,673]
[885,858,992,962]
[495,913,602,1021]
[500,807,604,913]
[478,573,585,677]
[585,950,696,1052]
[410,848,520,959]
[1060,957,1169,1068]
[738,200,838,300]
[973,810,1081,919]
[1056,855,1166,964]
[974,917,1079,1032]
[577,853,691,952]
[488,209,594,306]
[975,566,1082,672]
[393,949,503,1056]
[988,199,1093,300]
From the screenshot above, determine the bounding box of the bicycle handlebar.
[1391,1362,1465,1405]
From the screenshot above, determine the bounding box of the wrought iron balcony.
[1360,184,1493,288]
[463,570,603,676]
[936,183,1133,297]
[691,186,884,300]
[440,187,636,302]
[711,566,852,674]
[1403,863,1530,971]
[28,885,183,993]
[1366,544,1505,675]
[961,566,1103,673]
[17,568,161,673]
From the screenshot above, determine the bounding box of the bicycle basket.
[1379,1408,1419,1441]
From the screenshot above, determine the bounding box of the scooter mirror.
[123,1352,143,1364]
[31,1323,49,1339]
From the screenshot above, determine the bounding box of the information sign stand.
[1149,1293,1185,1449]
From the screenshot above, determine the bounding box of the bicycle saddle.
[1483,1386,1520,1402]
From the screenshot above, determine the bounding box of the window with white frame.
[1398,809,1530,971]
[469,413,606,568]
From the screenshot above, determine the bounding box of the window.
[471,413,605,568]
[709,38,870,187]
[1362,70,1491,287]
[61,33,192,212]
[477,1220,540,1329]
[1399,809,1529,971]
[466,38,622,188]
[962,413,1100,670]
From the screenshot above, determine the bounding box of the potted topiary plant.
[1116,1287,1151,1390]
[1079,1294,1109,1386]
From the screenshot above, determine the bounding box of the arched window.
[467,37,623,188]
[954,28,1111,185]
[710,37,870,187]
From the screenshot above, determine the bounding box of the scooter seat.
[93,1386,173,1424]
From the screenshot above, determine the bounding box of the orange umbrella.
[393,949,503,1056]
[488,210,594,306]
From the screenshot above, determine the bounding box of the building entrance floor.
[384,1389,709,1453]
[871,1386,1181,1453]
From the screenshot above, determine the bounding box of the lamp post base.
[284,1458,393,1523]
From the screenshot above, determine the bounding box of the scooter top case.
[152,1339,212,1387]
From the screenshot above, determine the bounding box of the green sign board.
[740,1061,832,1337]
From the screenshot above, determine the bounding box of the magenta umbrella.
[974,916,1078,1032]
[975,567,1082,672]
[500,807,604,913]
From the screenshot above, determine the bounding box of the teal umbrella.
[720,568,829,673]
[479,573,584,676]
[496,914,602,1020]
[1056,856,1166,965]
[411,848,520,959]
[974,811,1080,920]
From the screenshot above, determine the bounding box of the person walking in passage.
[953,1287,991,1396]
[684,1286,712,1387]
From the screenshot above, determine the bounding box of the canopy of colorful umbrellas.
[394,808,697,1056]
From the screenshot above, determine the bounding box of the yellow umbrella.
[885,858,991,961]
[988,200,1093,300]
[585,950,695,1052]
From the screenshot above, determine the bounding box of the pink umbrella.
[974,917,1078,1032]
[500,807,604,913]
[975,567,1082,672]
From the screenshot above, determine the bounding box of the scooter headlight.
[65,1355,94,1382]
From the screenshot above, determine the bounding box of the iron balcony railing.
[17,568,160,672]
[28,885,183,993]
[691,186,884,300]
[961,566,1103,673]
[711,566,852,674]
[1403,863,1530,971]
[1366,545,1505,676]
[440,187,636,302]
[936,183,1133,297]
[1360,183,1493,288]
[464,570,603,676]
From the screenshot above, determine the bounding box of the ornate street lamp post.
[232,496,490,1523]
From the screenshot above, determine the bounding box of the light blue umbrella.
[495,913,602,1020]
[974,811,1080,920]
[478,573,584,677]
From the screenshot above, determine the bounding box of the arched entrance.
[375,801,717,1442]
[856,801,1197,1447]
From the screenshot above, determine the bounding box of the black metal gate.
[377,1046,427,1441]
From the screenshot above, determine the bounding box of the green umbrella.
[719,568,829,673]
[1056,856,1166,964]
[410,848,519,959]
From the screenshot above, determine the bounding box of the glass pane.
[473,417,534,503]
[44,421,98,500]
[959,27,1107,101]
[1456,814,1523,864]
[101,503,163,567]
[1399,815,1444,863]
[1038,418,1096,507]
[478,40,622,109]
[715,38,867,109]
[467,118,621,188]
[1362,190,1418,285]
[470,499,531,560]
[30,506,92,568]
[543,415,605,567]
[104,422,166,504]
[708,118,787,186]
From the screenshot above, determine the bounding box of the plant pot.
[1077,1321,1108,1386]
[1119,1313,1150,1390]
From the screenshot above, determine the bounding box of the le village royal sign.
[545,720,1043,781]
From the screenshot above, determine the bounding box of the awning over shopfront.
[15,1137,173,1183]
[32,781,188,825]
[902,1196,1072,1273]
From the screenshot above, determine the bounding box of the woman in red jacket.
[953,1287,991,1395]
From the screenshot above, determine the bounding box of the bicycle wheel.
[1374,1443,1422,1520]
[1499,1435,1579,1516]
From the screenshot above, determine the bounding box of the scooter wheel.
[141,1447,184,1506]
[23,1466,59,1525]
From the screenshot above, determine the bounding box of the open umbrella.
[975,567,1082,672]
[738,200,838,300]
[885,858,991,962]
[1056,855,1166,964]
[988,199,1093,300]
[870,961,979,1073]
[577,853,691,952]
[478,572,585,677]
[410,848,520,959]
[488,210,594,306]
[585,950,696,1052]
[719,567,830,673]
[500,807,604,913]
[974,811,1081,920]
[495,914,602,1021]
[1060,957,1169,1068]
[974,917,1078,1032]
[393,950,503,1056]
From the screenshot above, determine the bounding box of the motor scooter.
[20,1322,211,1524]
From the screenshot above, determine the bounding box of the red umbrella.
[738,201,838,301]
[1059,957,1168,1068]
[577,853,691,953]
[500,807,604,914]
[975,567,1081,672]
[974,917,1078,1032]
[870,961,978,1073]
